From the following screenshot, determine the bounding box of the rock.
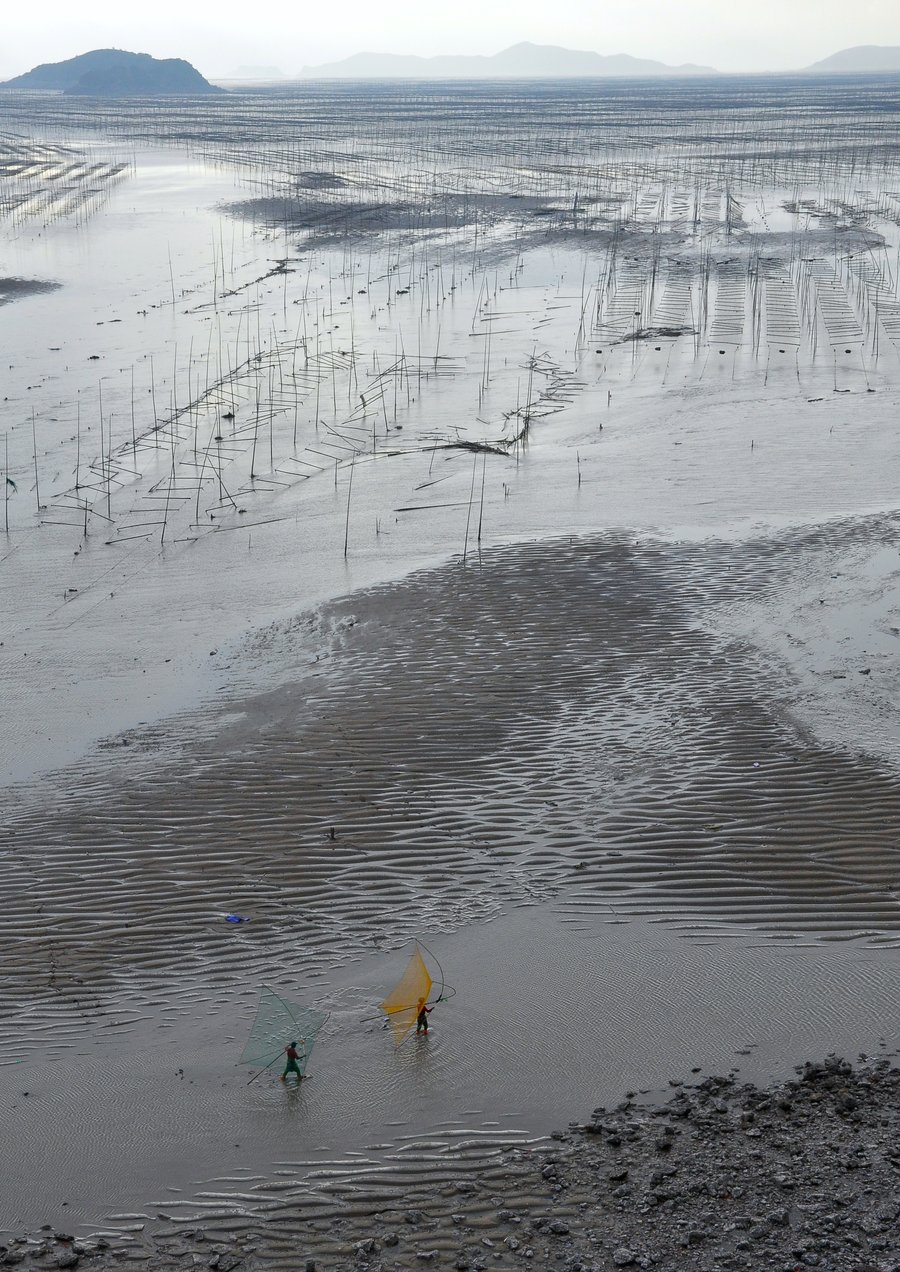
[612,1249,636,1267]
[383,1232,399,1247]
[55,1256,79,1270]
[548,1220,570,1235]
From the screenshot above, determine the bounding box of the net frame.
[240,987,328,1075]
[379,944,433,1044]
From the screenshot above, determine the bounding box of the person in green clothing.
[280,1038,307,1082]
[415,997,433,1035]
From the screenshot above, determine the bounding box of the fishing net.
[379,944,433,1044]
[240,988,329,1075]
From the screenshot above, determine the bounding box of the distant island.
[805,45,900,73]
[0,49,225,95]
[300,41,716,79]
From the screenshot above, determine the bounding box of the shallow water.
[1,901,897,1237]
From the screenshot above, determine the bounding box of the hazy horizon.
[3,0,900,80]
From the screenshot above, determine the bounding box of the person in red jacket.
[280,1039,306,1082]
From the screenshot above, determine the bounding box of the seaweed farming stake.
[75,396,82,490]
[462,453,478,564]
[31,410,41,512]
[150,355,159,439]
[106,414,113,519]
[3,434,9,533]
[160,462,174,546]
[130,369,137,459]
[476,452,487,545]
[343,456,354,559]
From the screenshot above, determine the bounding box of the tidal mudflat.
[1,77,900,1257]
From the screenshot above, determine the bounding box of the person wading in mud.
[281,1039,306,1082]
[416,997,433,1035]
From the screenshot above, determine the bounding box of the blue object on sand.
[225,914,246,923]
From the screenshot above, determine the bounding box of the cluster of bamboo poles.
[4,78,900,553]
[0,135,131,230]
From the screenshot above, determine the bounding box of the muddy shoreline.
[4,1054,897,1270]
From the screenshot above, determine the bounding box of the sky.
[3,0,900,78]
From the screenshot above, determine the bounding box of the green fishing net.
[240,988,329,1075]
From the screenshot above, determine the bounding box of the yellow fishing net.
[379,945,433,1044]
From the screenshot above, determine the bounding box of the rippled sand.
[3,531,900,1238]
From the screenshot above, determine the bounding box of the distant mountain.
[301,41,716,79]
[805,46,900,73]
[0,49,224,95]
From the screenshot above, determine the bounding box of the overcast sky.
[3,0,900,78]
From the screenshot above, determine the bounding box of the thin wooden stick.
[343,456,355,559]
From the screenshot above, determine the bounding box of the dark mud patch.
[295,169,348,189]
[223,191,605,244]
[224,194,453,242]
[0,277,62,306]
[619,324,697,342]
